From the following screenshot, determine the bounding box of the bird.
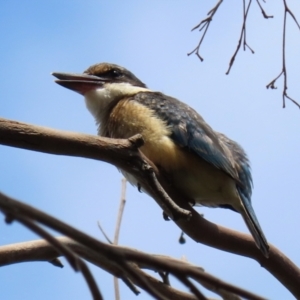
[52,62,269,257]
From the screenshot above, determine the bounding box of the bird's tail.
[239,196,269,257]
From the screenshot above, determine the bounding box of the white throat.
[84,82,150,123]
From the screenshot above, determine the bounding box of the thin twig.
[142,162,192,221]
[189,0,299,109]
[188,0,223,60]
[285,3,300,30]
[118,260,170,300]
[158,272,170,285]
[114,178,127,245]
[175,274,207,300]
[256,0,273,19]
[113,178,128,300]
[49,257,64,268]
[97,221,113,244]
[266,0,300,108]
[226,0,254,75]
[120,278,140,296]
[97,180,139,298]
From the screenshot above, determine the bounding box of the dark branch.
[187,0,223,60]
[7,214,103,300]
[0,193,262,300]
[256,0,273,19]
[0,118,191,222]
[175,275,207,300]
[226,0,254,75]
[266,0,300,108]
[0,118,300,298]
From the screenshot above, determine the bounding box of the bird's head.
[52,63,148,121]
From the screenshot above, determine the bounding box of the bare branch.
[0,118,191,222]
[113,178,128,300]
[0,234,266,300]
[189,1,300,109]
[226,0,254,75]
[158,272,170,285]
[97,221,113,244]
[175,275,207,300]
[144,162,191,221]
[256,0,273,19]
[188,0,223,60]
[114,178,127,245]
[97,185,140,297]
[0,118,300,297]
[285,2,300,30]
[266,0,300,108]
[7,215,103,300]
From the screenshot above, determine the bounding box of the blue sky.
[1,1,300,299]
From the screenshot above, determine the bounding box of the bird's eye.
[111,69,122,77]
[103,69,122,78]
[94,69,123,79]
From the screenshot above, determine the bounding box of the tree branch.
[113,178,129,300]
[188,0,223,60]
[0,118,191,222]
[190,0,300,109]
[0,117,300,298]
[226,0,254,75]
[0,234,265,300]
[266,0,300,108]
[9,215,103,300]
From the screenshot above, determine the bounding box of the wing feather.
[133,91,238,180]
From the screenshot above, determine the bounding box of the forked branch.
[0,117,300,297]
[266,0,300,108]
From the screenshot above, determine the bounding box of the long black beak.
[52,72,105,95]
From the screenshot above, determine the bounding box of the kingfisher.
[52,63,269,257]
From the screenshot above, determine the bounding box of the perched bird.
[52,63,269,257]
